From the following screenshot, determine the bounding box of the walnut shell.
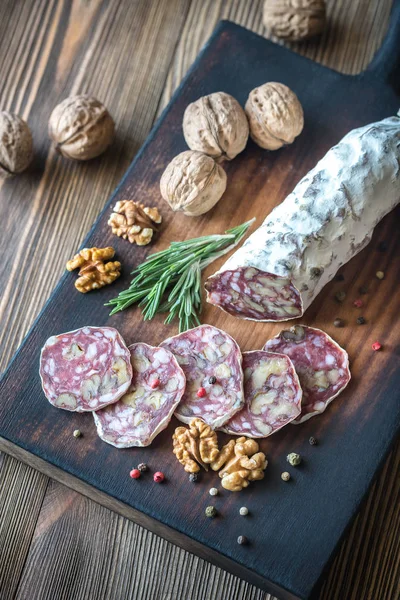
[245,82,304,150]
[48,95,114,160]
[160,150,227,217]
[0,112,33,178]
[263,0,326,41]
[183,92,249,161]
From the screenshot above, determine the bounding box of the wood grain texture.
[0,1,398,599]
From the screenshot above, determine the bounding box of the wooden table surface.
[0,1,398,599]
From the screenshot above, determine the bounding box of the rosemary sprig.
[106,218,254,332]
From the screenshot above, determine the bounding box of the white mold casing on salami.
[39,326,132,412]
[160,325,244,429]
[206,114,400,321]
[264,325,350,423]
[93,343,186,448]
[221,350,302,438]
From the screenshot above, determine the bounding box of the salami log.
[93,343,186,448]
[39,326,132,412]
[161,325,244,429]
[206,114,400,321]
[263,325,350,423]
[221,350,302,438]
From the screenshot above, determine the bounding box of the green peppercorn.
[73,429,81,438]
[205,506,217,518]
[287,452,301,467]
[309,437,317,446]
[335,291,346,303]
[333,318,344,328]
[356,316,366,325]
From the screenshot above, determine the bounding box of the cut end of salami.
[264,326,351,423]
[221,351,302,438]
[94,343,186,448]
[205,267,302,321]
[161,325,244,429]
[39,326,132,412]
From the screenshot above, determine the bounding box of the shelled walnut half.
[108,200,162,245]
[66,247,121,293]
[211,437,268,492]
[173,418,219,473]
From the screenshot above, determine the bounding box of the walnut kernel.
[183,92,249,162]
[66,247,121,293]
[245,82,304,150]
[49,95,114,160]
[160,150,227,216]
[108,200,162,245]
[211,437,268,492]
[0,112,33,178]
[263,0,326,42]
[172,418,219,473]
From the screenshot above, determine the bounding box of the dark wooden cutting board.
[1,2,400,598]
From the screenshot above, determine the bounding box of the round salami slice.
[93,343,186,448]
[160,325,244,429]
[39,326,132,412]
[263,325,351,424]
[220,351,302,437]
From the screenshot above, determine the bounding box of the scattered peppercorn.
[237,535,248,545]
[335,291,346,303]
[309,436,317,446]
[359,285,369,295]
[130,469,141,479]
[372,342,382,351]
[310,267,322,279]
[287,452,301,467]
[197,387,206,398]
[73,429,81,438]
[357,316,366,325]
[208,376,217,384]
[153,471,165,483]
[151,378,160,389]
[189,473,198,483]
[377,241,387,252]
[333,318,344,328]
[209,487,218,496]
[205,506,217,518]
[353,299,363,308]
[239,507,249,516]
[137,463,148,472]
[281,471,291,481]
[335,273,345,281]
[376,271,385,280]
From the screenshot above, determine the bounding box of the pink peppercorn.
[154,471,165,483]
[353,299,363,308]
[130,469,141,479]
[372,342,382,351]
[197,387,206,398]
[151,378,160,389]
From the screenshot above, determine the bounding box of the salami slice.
[206,114,400,321]
[93,343,186,448]
[160,325,244,429]
[220,350,302,437]
[263,325,350,423]
[39,326,132,412]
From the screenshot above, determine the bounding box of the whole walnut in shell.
[245,82,304,150]
[0,112,33,178]
[183,92,249,162]
[160,150,227,217]
[48,95,114,160]
[263,0,326,42]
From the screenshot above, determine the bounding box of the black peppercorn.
[377,241,388,252]
[309,436,317,446]
[208,376,216,384]
[356,316,366,325]
[137,463,148,472]
[335,291,346,303]
[189,473,198,483]
[237,535,248,545]
[335,273,345,281]
[359,286,368,295]
[333,318,344,327]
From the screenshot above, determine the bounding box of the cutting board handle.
[363,0,400,93]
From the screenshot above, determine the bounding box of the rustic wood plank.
[0,1,398,600]
[0,455,48,600]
